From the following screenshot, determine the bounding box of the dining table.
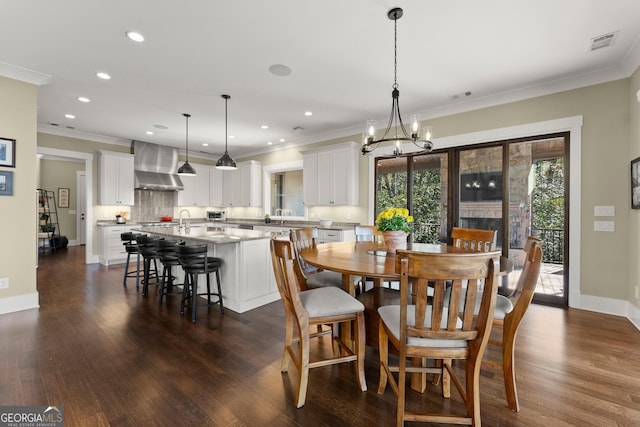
[300,240,512,392]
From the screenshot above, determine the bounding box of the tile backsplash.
[132,189,175,222]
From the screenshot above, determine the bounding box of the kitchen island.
[133,225,279,313]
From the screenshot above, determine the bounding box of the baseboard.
[576,293,640,332]
[0,292,40,315]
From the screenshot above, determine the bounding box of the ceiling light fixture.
[361,7,433,156]
[178,113,196,176]
[96,72,111,80]
[216,94,237,170]
[77,96,90,103]
[126,31,145,42]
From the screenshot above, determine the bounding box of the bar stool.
[121,232,142,289]
[156,239,183,305]
[137,235,162,296]
[176,243,224,322]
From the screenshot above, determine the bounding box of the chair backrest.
[137,235,162,257]
[395,249,499,349]
[270,238,307,326]
[507,239,543,326]
[156,239,181,263]
[355,225,379,242]
[289,228,319,282]
[175,243,215,273]
[451,227,498,252]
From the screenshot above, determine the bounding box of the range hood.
[132,140,184,191]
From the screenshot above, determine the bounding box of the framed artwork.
[0,138,16,167]
[58,188,70,208]
[632,156,640,209]
[0,171,14,196]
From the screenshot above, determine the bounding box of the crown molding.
[0,61,52,86]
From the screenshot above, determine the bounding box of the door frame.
[37,147,95,264]
[366,115,582,308]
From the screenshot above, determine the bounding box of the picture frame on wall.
[632,156,640,209]
[58,188,70,208]
[0,171,14,196]
[0,137,16,168]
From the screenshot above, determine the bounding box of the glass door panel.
[375,157,407,218]
[458,146,503,249]
[411,152,448,243]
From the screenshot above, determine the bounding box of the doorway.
[37,147,94,264]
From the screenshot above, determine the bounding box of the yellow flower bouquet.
[376,207,413,233]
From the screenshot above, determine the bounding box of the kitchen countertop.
[131,224,272,244]
[98,218,359,231]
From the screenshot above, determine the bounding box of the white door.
[76,171,86,245]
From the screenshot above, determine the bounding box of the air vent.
[449,91,473,101]
[589,31,618,51]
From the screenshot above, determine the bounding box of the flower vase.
[382,230,407,254]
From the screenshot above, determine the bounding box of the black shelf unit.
[37,189,61,251]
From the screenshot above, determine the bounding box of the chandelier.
[361,7,433,156]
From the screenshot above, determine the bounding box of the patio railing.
[532,227,563,264]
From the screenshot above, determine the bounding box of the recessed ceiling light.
[279,138,285,142]
[96,72,111,80]
[202,143,209,147]
[305,111,313,116]
[146,131,154,135]
[267,141,273,145]
[65,114,75,119]
[77,97,90,103]
[268,64,292,77]
[229,135,235,139]
[126,31,145,42]
[261,125,269,129]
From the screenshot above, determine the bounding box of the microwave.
[206,211,226,221]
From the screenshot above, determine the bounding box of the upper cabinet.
[209,166,224,207]
[301,141,359,206]
[97,150,135,206]
[176,163,210,206]
[222,160,262,207]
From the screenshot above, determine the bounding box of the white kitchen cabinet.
[209,166,224,206]
[97,150,135,206]
[301,141,359,206]
[98,224,136,265]
[176,163,210,206]
[316,228,355,244]
[222,160,262,207]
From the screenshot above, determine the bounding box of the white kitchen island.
[133,225,278,313]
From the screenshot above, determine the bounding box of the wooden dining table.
[300,240,509,393]
[300,240,511,346]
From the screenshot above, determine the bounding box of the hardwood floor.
[1,246,639,426]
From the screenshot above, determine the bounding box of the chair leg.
[466,356,482,426]
[123,252,131,286]
[215,269,224,314]
[354,312,367,391]
[191,273,198,322]
[377,319,389,394]
[180,273,190,315]
[281,315,293,372]
[135,253,141,289]
[295,325,311,408]
[502,329,520,412]
[142,258,150,295]
[396,349,407,427]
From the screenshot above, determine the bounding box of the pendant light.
[361,7,433,156]
[178,113,196,176]
[216,94,237,170]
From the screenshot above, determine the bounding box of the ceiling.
[2,0,640,159]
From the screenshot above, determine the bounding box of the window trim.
[262,160,305,220]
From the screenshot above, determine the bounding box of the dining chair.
[451,227,498,252]
[377,249,499,427]
[483,237,543,412]
[289,227,358,295]
[270,238,367,408]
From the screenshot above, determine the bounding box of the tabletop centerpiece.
[376,207,413,254]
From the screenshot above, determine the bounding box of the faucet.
[179,209,191,229]
[275,209,284,225]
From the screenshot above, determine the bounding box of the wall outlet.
[0,277,8,289]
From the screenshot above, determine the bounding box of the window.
[263,160,305,219]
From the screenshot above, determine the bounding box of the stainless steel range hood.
[132,140,184,191]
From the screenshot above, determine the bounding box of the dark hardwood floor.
[1,246,639,426]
